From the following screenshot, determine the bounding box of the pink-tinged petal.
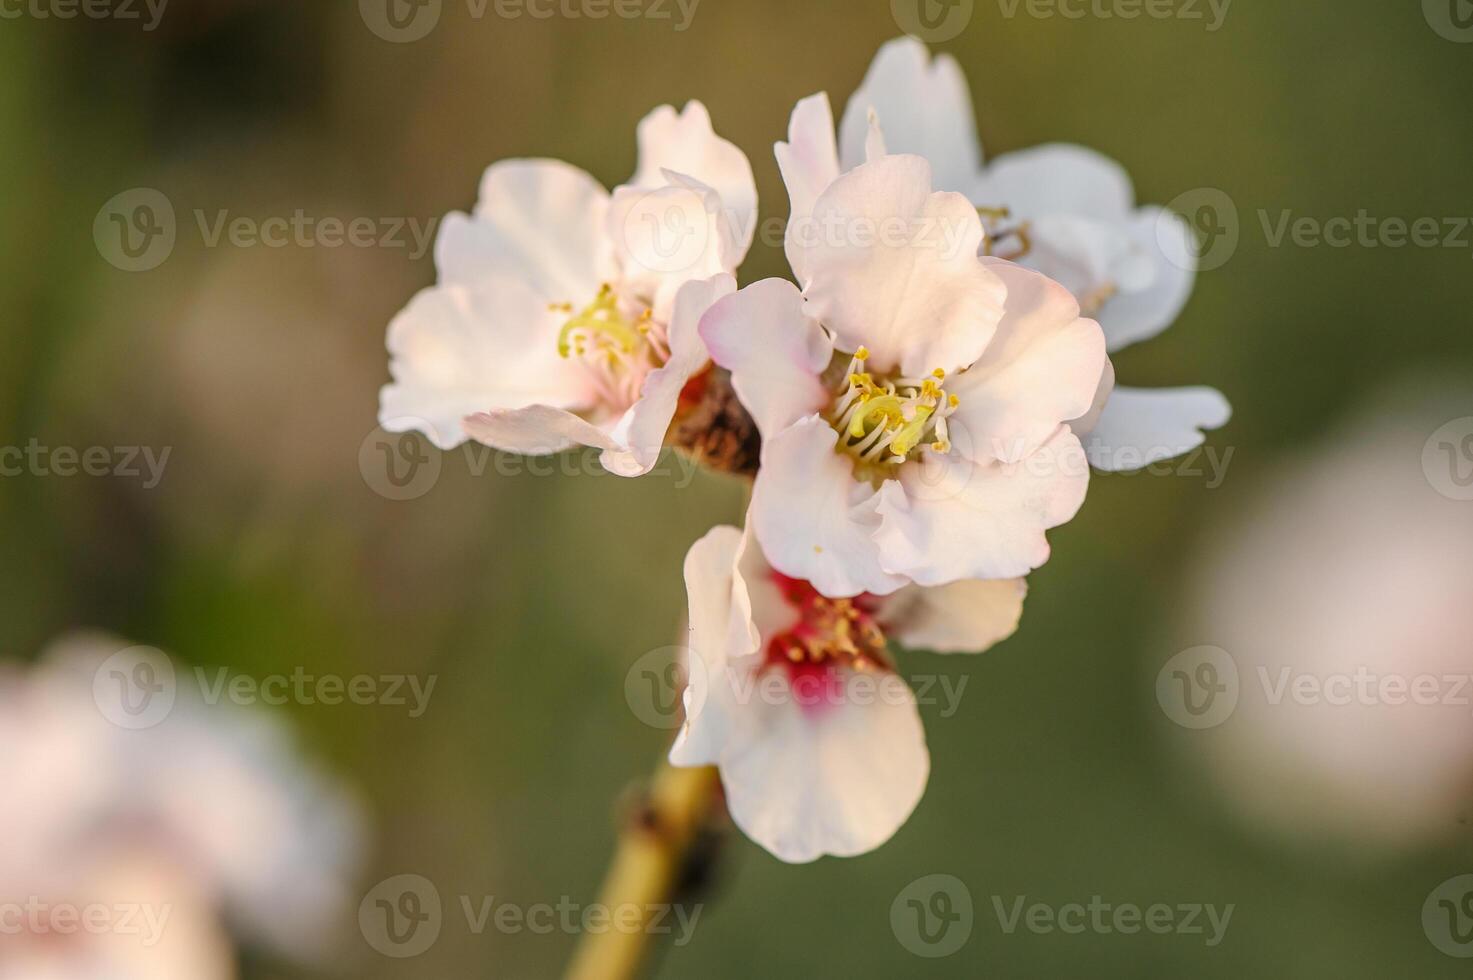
[1068,358,1116,440]
[880,578,1027,654]
[700,279,834,441]
[751,416,908,599]
[840,37,981,194]
[630,101,757,258]
[670,525,745,768]
[439,159,614,301]
[601,274,736,477]
[776,93,841,287]
[974,143,1135,222]
[1081,385,1231,471]
[1011,214,1156,312]
[381,282,594,450]
[607,172,742,319]
[801,155,1003,375]
[946,259,1108,463]
[875,428,1090,585]
[713,670,930,863]
[463,404,618,457]
[1095,206,1198,353]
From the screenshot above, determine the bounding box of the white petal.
[443,159,614,301]
[630,101,757,258]
[751,416,908,598]
[974,143,1135,222]
[699,278,834,441]
[840,37,981,194]
[380,282,594,450]
[463,404,618,456]
[1068,357,1116,439]
[946,259,1108,463]
[1082,385,1231,471]
[670,525,745,768]
[880,579,1027,654]
[601,274,736,477]
[607,173,738,316]
[801,155,1002,375]
[776,93,842,286]
[875,428,1090,585]
[716,670,930,863]
[1095,206,1197,352]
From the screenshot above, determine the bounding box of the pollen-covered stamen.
[828,347,960,465]
[552,284,668,410]
[764,574,890,677]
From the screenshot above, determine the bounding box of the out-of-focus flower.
[841,37,1230,471]
[1181,400,1473,856]
[381,102,755,476]
[0,634,365,975]
[671,525,1026,863]
[704,149,1104,594]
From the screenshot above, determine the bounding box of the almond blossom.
[704,124,1105,596]
[380,102,754,476]
[841,38,1230,471]
[671,525,1027,863]
[0,635,364,977]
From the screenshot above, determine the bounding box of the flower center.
[551,283,667,411]
[765,574,889,674]
[827,347,959,469]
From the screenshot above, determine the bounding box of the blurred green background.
[2,0,1472,976]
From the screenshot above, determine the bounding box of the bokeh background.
[3,0,1473,976]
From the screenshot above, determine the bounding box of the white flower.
[1182,396,1473,857]
[706,118,1104,595]
[0,635,365,971]
[380,101,755,476]
[671,525,1026,863]
[840,37,1230,471]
